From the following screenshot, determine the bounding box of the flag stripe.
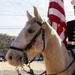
[48,0,67,46]
[49,8,66,22]
[60,31,65,40]
[52,22,58,31]
[49,0,64,10]
[49,2,65,16]
[48,14,66,28]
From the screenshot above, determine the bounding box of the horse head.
[5,6,50,66]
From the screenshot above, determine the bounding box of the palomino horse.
[6,6,75,75]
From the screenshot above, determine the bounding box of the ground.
[0,61,45,75]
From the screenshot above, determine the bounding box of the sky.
[0,0,74,36]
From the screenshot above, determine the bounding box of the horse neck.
[43,24,72,74]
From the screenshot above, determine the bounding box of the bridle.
[9,20,46,64]
[9,20,47,75]
[9,20,75,75]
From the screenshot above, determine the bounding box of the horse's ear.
[34,6,42,22]
[26,11,32,20]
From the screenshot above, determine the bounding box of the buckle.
[42,24,46,29]
[72,42,75,45]
[41,20,47,29]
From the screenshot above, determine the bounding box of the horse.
[6,6,75,75]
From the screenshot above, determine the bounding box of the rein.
[15,59,75,75]
[9,21,75,75]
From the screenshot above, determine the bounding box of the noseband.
[9,20,46,64]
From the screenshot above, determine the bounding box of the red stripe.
[49,2,65,16]
[57,26,63,35]
[48,15,67,28]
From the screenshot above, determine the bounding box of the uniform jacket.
[67,20,75,49]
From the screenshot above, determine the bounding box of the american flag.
[48,0,67,46]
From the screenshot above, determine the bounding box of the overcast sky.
[0,0,74,35]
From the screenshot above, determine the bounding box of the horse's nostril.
[19,57,22,60]
[9,56,13,60]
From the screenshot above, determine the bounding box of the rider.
[67,20,75,52]
[67,5,75,60]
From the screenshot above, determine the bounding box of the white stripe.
[52,22,58,31]
[49,8,66,22]
[60,30,65,41]
[49,0,64,9]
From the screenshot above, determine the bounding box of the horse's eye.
[28,29,34,33]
